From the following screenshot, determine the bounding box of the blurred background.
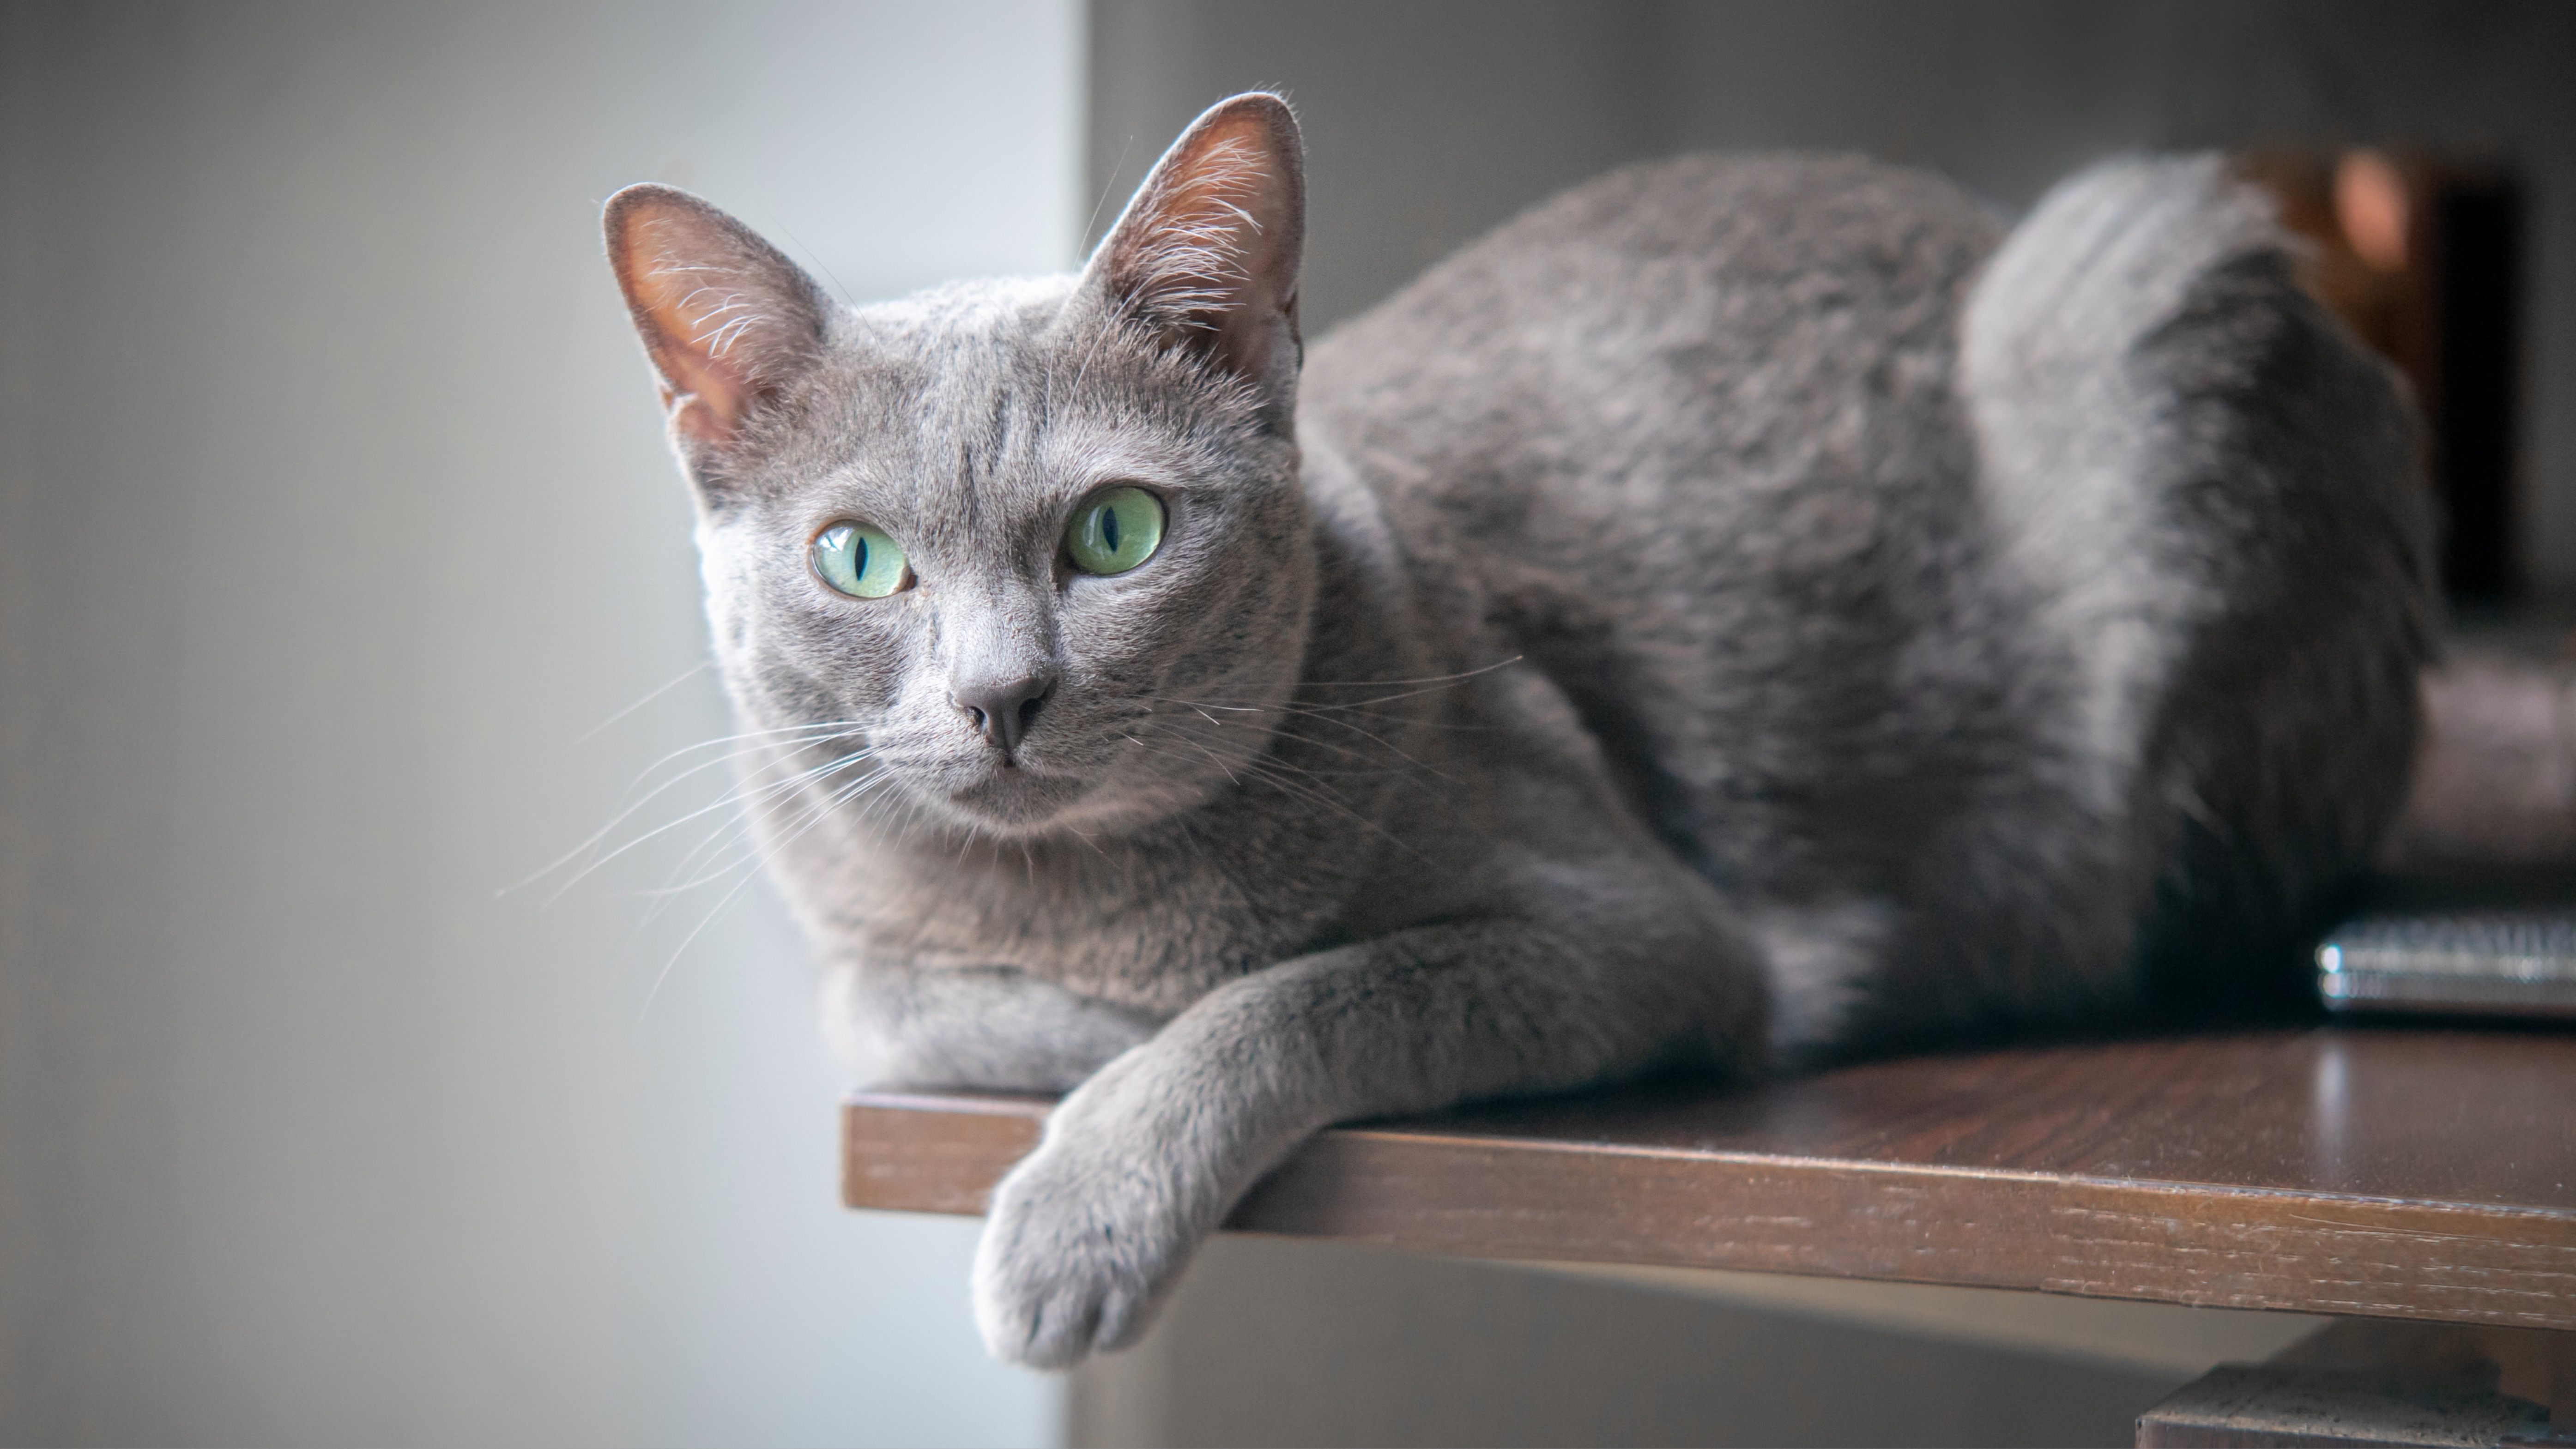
[2,4,1079,1444]
[1,2,2566,1446]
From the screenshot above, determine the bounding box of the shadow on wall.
[1073,1238,2199,1449]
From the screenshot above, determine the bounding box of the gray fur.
[603,96,2430,1368]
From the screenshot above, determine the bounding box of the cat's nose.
[953,673,1054,758]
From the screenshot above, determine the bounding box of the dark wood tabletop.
[843,1026,2576,1329]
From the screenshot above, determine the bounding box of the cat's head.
[605,95,1311,840]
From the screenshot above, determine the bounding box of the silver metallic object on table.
[2317,912,2576,1019]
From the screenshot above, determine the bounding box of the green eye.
[1065,486,1165,576]
[811,522,911,598]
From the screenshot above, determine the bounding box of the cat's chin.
[921,759,1214,841]
[922,764,1139,839]
[925,768,1078,832]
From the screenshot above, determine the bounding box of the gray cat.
[603,93,2429,1369]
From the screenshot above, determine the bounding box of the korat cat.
[603,94,2429,1368]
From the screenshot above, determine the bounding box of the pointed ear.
[1086,93,1306,430]
[604,184,828,451]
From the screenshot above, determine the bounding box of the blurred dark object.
[2360,646,2576,1008]
[2137,1318,2568,1448]
[2239,150,2526,602]
[2382,655,2576,876]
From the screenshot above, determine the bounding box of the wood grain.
[843,1026,2576,1329]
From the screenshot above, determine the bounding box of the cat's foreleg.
[821,960,1160,1093]
[968,913,1760,1368]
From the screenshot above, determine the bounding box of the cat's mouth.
[880,714,1243,838]
[925,744,1221,838]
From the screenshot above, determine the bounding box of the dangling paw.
[969,1119,1202,1369]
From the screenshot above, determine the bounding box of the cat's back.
[1299,153,2003,675]
[1302,152,2002,507]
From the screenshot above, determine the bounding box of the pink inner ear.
[623,211,759,441]
[609,192,825,447]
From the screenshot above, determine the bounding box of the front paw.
[970,1120,1203,1369]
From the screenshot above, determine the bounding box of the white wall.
[0,4,1078,1443]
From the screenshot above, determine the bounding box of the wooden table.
[846,1025,2572,1330]
[845,1025,2575,1443]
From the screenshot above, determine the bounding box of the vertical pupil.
[851,534,869,580]
[1101,504,1121,553]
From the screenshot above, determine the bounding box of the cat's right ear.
[604,184,828,456]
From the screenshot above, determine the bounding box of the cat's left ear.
[604,184,829,456]
[1086,93,1306,432]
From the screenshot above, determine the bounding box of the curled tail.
[1958,155,2437,1012]
[1961,156,2325,815]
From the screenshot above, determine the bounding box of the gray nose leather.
[953,673,1053,756]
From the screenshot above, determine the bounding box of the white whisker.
[531,732,870,903]
[574,659,715,745]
